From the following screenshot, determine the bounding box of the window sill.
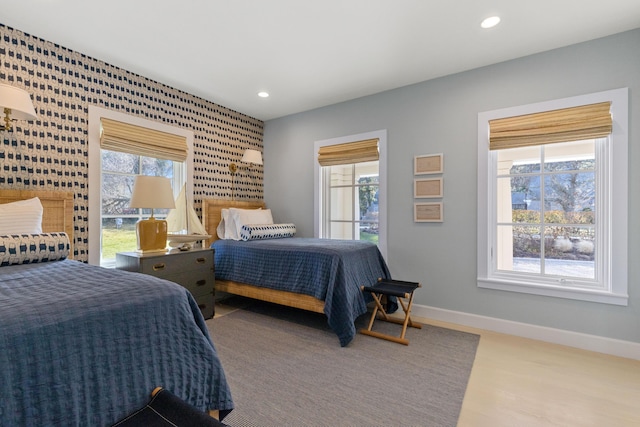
[477,277,628,306]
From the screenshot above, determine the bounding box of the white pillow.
[0,197,43,235]
[229,208,273,241]
[216,208,228,239]
[224,208,239,240]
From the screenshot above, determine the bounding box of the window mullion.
[351,164,356,240]
[540,146,546,275]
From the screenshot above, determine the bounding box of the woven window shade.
[489,101,612,150]
[317,138,379,166]
[100,117,188,162]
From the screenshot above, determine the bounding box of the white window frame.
[314,130,387,261]
[477,88,628,306]
[88,106,194,266]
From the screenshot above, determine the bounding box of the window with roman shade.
[100,117,188,162]
[317,138,379,166]
[91,109,192,268]
[477,89,628,306]
[488,102,612,150]
[315,132,385,250]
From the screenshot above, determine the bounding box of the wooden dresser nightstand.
[115,248,215,319]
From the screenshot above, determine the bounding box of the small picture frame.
[414,177,443,198]
[414,153,443,175]
[414,202,443,222]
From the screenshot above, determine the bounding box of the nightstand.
[115,248,215,319]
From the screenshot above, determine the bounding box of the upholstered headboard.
[201,199,265,248]
[0,189,74,258]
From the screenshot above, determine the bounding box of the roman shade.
[100,117,188,162]
[489,101,612,150]
[317,138,379,166]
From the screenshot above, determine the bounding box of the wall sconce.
[129,175,176,253]
[229,149,263,200]
[229,148,263,174]
[0,83,38,131]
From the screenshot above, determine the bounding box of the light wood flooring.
[214,300,640,427]
[426,317,640,427]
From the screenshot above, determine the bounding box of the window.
[314,130,387,260]
[496,140,598,278]
[322,161,379,241]
[99,150,181,266]
[88,106,194,266]
[477,89,628,305]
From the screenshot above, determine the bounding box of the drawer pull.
[196,279,207,287]
[153,263,166,271]
[196,257,206,264]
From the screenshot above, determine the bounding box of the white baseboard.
[411,304,640,361]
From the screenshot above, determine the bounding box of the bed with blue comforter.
[0,237,233,426]
[212,237,392,346]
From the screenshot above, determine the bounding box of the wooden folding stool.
[359,278,422,345]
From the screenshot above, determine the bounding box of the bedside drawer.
[163,271,214,298]
[115,249,215,319]
[139,251,213,276]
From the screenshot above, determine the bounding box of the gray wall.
[263,29,639,343]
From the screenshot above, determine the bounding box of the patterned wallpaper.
[0,24,264,262]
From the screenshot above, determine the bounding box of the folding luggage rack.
[359,278,422,345]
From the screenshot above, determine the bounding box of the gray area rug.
[207,300,479,427]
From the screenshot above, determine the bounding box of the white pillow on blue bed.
[0,197,43,235]
[222,208,240,240]
[228,208,273,240]
[217,208,240,240]
[216,208,229,239]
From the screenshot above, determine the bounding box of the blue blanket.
[0,259,233,426]
[212,238,391,346]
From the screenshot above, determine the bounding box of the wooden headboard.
[202,199,265,248]
[0,189,74,257]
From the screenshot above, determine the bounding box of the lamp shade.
[240,149,263,165]
[130,176,176,210]
[0,83,38,121]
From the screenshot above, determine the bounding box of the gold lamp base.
[136,217,168,254]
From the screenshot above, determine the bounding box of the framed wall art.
[414,202,443,222]
[414,153,443,175]
[414,177,443,198]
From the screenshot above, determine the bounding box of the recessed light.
[257,91,269,98]
[481,16,501,29]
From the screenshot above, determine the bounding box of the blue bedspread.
[0,259,233,426]
[212,238,391,346]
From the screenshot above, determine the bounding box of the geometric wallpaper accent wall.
[0,24,263,262]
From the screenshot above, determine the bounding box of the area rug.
[207,300,479,427]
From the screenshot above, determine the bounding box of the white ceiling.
[2,1,640,121]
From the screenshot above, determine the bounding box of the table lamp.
[129,175,176,253]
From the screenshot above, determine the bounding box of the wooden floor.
[214,300,640,426]
[424,317,640,427]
